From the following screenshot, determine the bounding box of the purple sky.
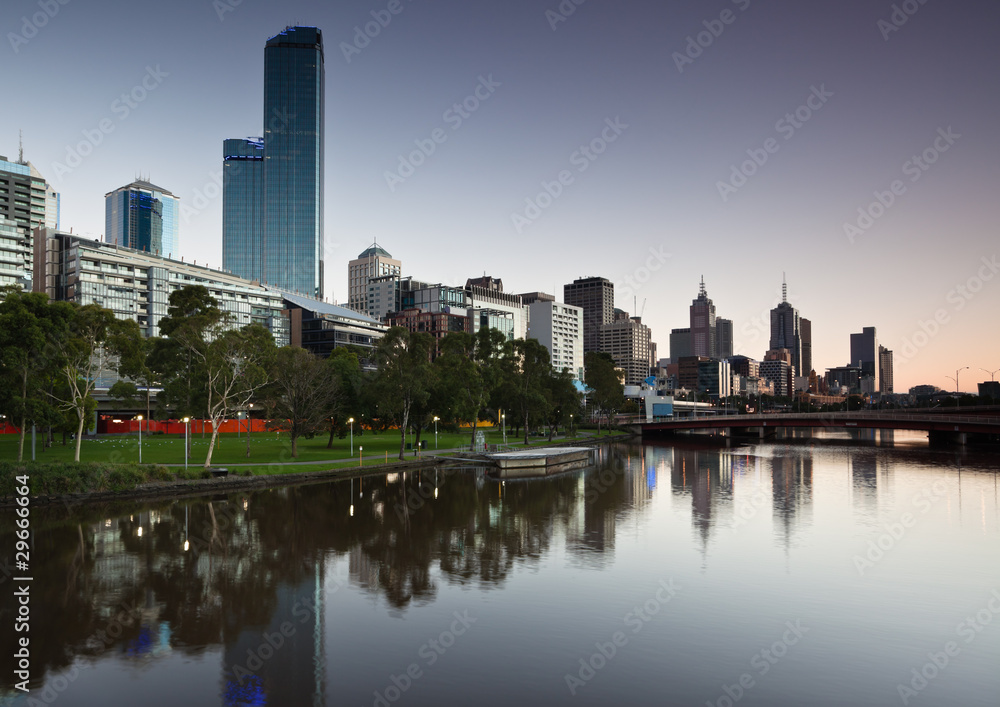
[3,0,999,392]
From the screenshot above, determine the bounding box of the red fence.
[98,417,269,435]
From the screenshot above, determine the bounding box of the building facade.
[263,26,325,299]
[599,314,652,386]
[564,276,614,354]
[878,345,894,394]
[34,229,289,344]
[348,244,402,315]
[283,292,386,365]
[105,180,180,258]
[466,277,526,340]
[221,137,264,282]
[0,216,30,289]
[1,155,58,287]
[850,326,879,391]
[528,300,584,380]
[690,278,717,359]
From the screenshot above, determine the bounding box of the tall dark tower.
[769,275,802,374]
[263,26,325,299]
[564,276,614,354]
[689,276,717,358]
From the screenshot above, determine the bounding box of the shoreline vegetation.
[0,432,634,507]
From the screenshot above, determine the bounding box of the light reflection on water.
[2,432,999,707]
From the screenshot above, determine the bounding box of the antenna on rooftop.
[18,130,23,163]
[699,275,706,298]
[782,272,787,303]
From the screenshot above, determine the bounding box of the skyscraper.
[105,180,179,257]
[1,153,58,287]
[348,243,401,315]
[564,276,614,354]
[222,138,264,282]
[850,326,880,392]
[263,26,325,299]
[878,345,893,394]
[769,276,802,374]
[690,277,717,358]
[800,317,812,375]
[223,26,325,298]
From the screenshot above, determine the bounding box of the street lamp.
[183,417,190,469]
[349,417,354,457]
[359,445,363,468]
[433,416,439,449]
[569,413,574,437]
[981,368,1000,382]
[136,415,143,464]
[947,366,969,400]
[501,413,506,445]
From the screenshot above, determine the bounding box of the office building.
[878,345,894,394]
[689,277,717,358]
[33,228,289,344]
[222,137,264,282]
[386,308,470,357]
[850,326,880,392]
[761,349,794,397]
[564,276,614,354]
[800,318,812,374]
[104,180,180,258]
[716,318,733,359]
[283,292,386,366]
[466,277,527,340]
[825,365,862,395]
[698,359,732,399]
[223,27,325,299]
[1,154,59,287]
[0,216,30,289]
[669,328,692,361]
[599,313,652,386]
[769,278,803,375]
[528,300,584,380]
[348,243,402,314]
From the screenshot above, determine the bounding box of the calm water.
[2,432,999,707]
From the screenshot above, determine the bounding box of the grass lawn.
[0,426,614,468]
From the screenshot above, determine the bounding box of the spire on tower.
[782,273,787,304]
[699,275,706,298]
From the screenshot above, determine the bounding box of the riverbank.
[0,432,635,508]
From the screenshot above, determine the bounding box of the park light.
[183,417,190,469]
[136,415,143,464]
[349,417,355,457]
[434,416,439,449]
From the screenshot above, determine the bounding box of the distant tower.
[104,180,180,257]
[690,276,717,358]
[769,274,802,375]
[348,242,401,315]
[563,276,614,354]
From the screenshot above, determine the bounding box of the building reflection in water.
[771,453,813,550]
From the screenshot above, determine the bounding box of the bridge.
[630,410,1000,445]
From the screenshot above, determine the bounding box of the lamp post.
[981,368,999,382]
[569,413,574,437]
[349,417,354,457]
[433,416,439,449]
[359,445,363,468]
[136,415,143,464]
[183,417,190,468]
[501,413,506,445]
[246,403,252,459]
[947,366,969,405]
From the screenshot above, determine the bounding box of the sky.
[2,0,999,393]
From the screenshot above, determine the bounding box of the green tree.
[371,327,433,460]
[585,351,624,434]
[324,347,363,448]
[437,328,506,451]
[266,347,341,458]
[543,367,582,441]
[502,338,553,445]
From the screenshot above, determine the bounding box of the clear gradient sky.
[3,0,998,393]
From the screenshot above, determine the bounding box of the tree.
[436,328,506,451]
[0,289,68,461]
[267,347,341,457]
[48,304,142,462]
[324,347,363,448]
[371,328,433,460]
[585,351,625,434]
[201,324,276,468]
[543,367,582,441]
[503,338,553,445]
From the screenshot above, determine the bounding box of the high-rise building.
[761,349,793,398]
[878,345,893,394]
[104,180,180,257]
[1,154,58,287]
[222,137,264,282]
[348,244,401,314]
[769,277,802,375]
[263,26,325,299]
[716,318,733,359]
[0,216,30,289]
[690,277,717,359]
[669,328,692,361]
[528,300,584,380]
[564,276,614,354]
[850,326,879,392]
[800,317,812,375]
[466,277,527,340]
[223,27,325,298]
[599,314,652,386]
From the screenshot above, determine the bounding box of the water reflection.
[2,435,999,707]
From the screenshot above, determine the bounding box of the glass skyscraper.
[223,26,325,299]
[222,137,264,281]
[104,180,180,258]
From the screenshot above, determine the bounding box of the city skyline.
[2,0,998,391]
